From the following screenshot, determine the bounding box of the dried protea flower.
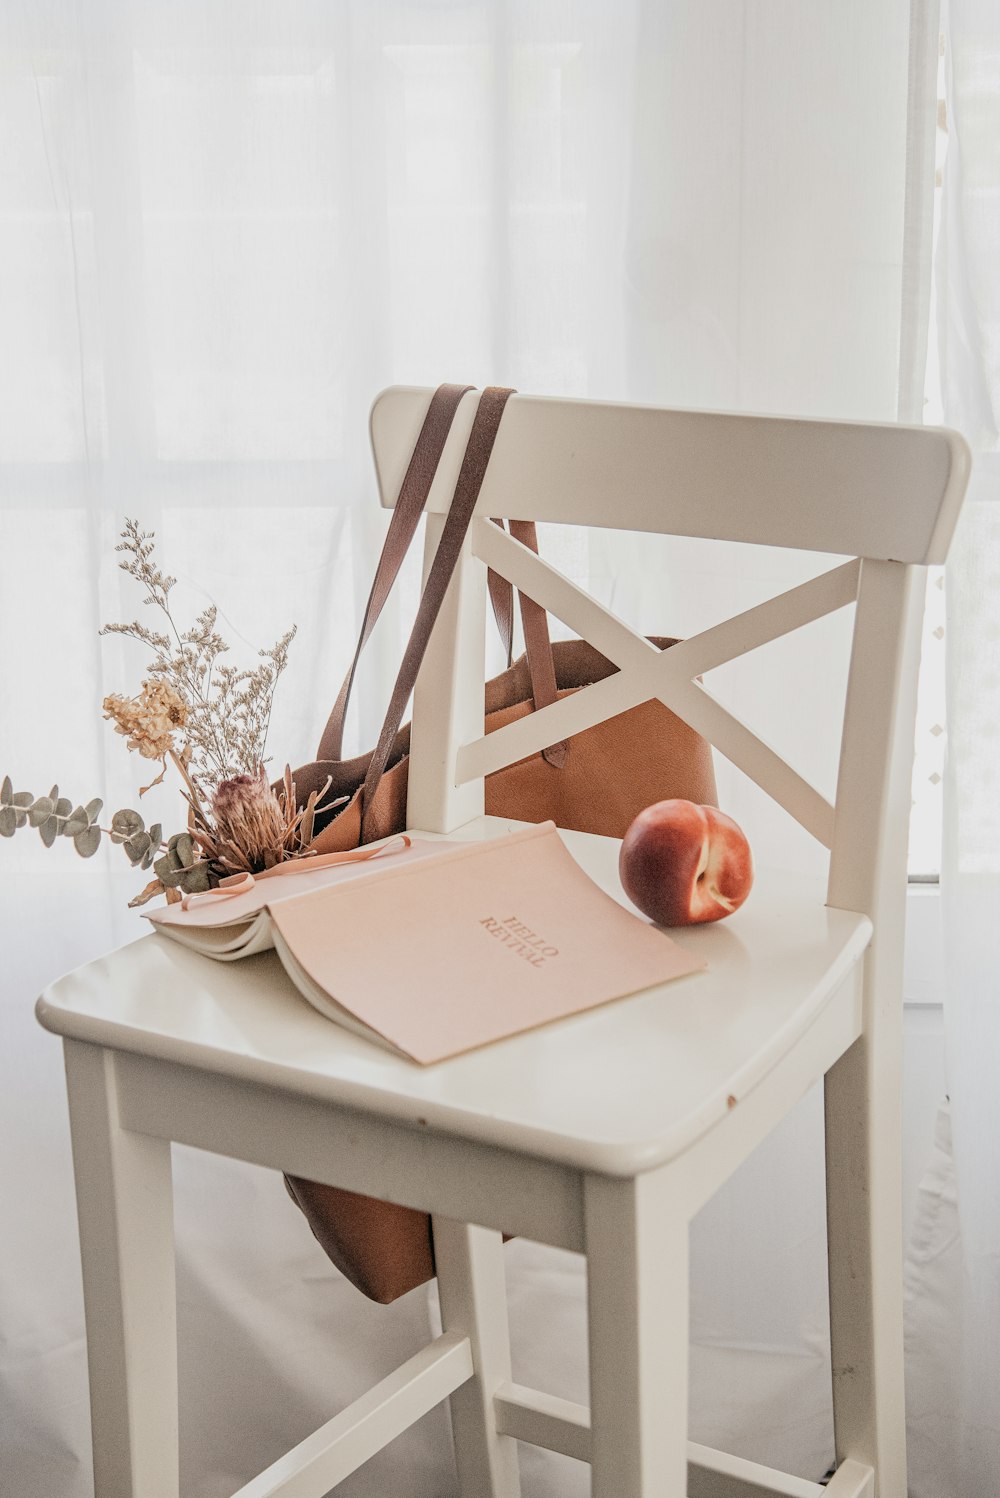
[190,765,343,878]
[208,770,288,873]
[103,680,189,761]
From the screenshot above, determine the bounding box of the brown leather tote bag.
[284,385,716,1302]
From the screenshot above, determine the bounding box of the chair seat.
[36,816,870,1178]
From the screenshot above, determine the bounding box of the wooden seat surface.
[37,817,870,1177]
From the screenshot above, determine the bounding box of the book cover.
[147,823,705,1063]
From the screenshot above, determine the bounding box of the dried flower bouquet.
[2,520,340,905]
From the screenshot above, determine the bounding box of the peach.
[618,799,753,926]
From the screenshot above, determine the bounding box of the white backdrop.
[901,1,1000,1493]
[0,3,931,1494]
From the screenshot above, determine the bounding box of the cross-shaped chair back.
[371,387,968,928]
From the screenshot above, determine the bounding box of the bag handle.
[359,387,515,839]
[321,387,567,770]
[487,521,567,768]
[487,538,518,667]
[317,383,473,761]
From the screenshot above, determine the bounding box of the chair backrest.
[369,386,969,925]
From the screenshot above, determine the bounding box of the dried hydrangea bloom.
[210,769,288,871]
[102,680,189,761]
[142,679,188,731]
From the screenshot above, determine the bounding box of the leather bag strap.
[488,520,567,767]
[487,542,517,666]
[321,390,566,768]
[317,383,473,761]
[359,387,515,839]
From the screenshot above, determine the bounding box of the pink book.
[146,822,705,1064]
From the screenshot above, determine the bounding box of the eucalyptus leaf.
[1,776,12,806]
[63,807,89,838]
[0,807,16,838]
[39,817,60,849]
[55,798,72,819]
[143,824,163,871]
[12,791,33,809]
[177,861,210,894]
[171,832,196,868]
[124,831,152,866]
[73,825,102,858]
[111,808,144,844]
[29,796,54,827]
[158,865,189,889]
[84,798,104,824]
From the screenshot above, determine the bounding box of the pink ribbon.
[179,834,413,911]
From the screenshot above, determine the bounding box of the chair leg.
[64,1040,178,1498]
[432,1217,521,1498]
[585,1172,689,1498]
[825,1035,907,1498]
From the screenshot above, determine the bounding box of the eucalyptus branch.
[9,519,309,909]
[0,777,166,868]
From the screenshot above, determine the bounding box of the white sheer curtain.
[903,2,1000,1494]
[1,3,933,1495]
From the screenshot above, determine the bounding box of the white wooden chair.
[36,388,969,1498]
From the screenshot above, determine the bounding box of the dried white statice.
[101,518,297,796]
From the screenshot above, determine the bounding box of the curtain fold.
[904,5,1000,1489]
[0,3,936,1494]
